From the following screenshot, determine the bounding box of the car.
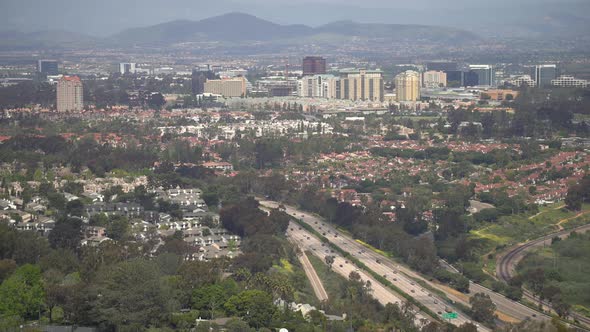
[290,228,293,231]
[411,289,415,293]
[434,300,438,304]
[344,260,348,264]
[383,274,387,278]
[334,234,338,237]
[532,314,537,318]
[392,270,397,274]
[410,282,415,286]
[321,243,325,246]
[428,293,432,297]
[437,311,442,315]
[319,226,322,229]
[330,250,334,253]
[323,233,326,236]
[393,278,397,281]
[298,227,302,230]
[339,264,343,268]
[376,259,381,264]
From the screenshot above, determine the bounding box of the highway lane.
[497,223,590,328]
[286,221,431,327]
[265,201,489,331]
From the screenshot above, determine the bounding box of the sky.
[0,0,588,37]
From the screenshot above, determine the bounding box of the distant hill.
[110,13,315,44]
[109,12,479,46]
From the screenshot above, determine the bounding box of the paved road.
[287,221,430,327]
[297,249,329,302]
[497,223,590,328]
[263,201,489,331]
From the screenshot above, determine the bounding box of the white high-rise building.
[468,65,494,86]
[297,75,334,98]
[57,76,84,112]
[422,71,447,88]
[119,63,136,74]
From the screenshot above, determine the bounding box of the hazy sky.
[0,0,588,36]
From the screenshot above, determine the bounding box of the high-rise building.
[302,56,327,76]
[468,65,494,86]
[37,60,59,75]
[395,70,421,102]
[192,70,216,95]
[119,63,136,74]
[534,64,557,88]
[446,70,465,87]
[56,76,83,112]
[422,71,447,88]
[333,69,383,101]
[298,75,334,98]
[204,77,247,97]
[426,62,457,72]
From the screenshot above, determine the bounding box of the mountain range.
[110,13,479,46]
[0,12,480,50]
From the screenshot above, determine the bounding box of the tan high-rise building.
[395,70,421,102]
[56,76,84,112]
[204,77,247,97]
[327,69,383,101]
[422,70,447,88]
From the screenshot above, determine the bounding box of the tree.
[0,259,17,282]
[551,294,571,318]
[48,217,83,251]
[224,290,275,329]
[456,322,479,332]
[93,259,173,330]
[66,199,84,217]
[325,255,335,270]
[469,292,496,323]
[0,264,45,319]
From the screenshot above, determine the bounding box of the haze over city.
[0,1,589,332]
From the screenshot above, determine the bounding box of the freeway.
[497,223,590,328]
[263,200,489,331]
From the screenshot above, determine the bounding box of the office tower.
[37,60,59,75]
[534,64,557,88]
[422,71,447,88]
[426,62,457,72]
[302,56,327,76]
[463,71,479,87]
[204,77,247,97]
[119,63,136,74]
[334,69,383,102]
[446,70,464,87]
[298,75,334,98]
[468,65,494,86]
[191,70,216,95]
[57,76,84,112]
[395,70,421,102]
